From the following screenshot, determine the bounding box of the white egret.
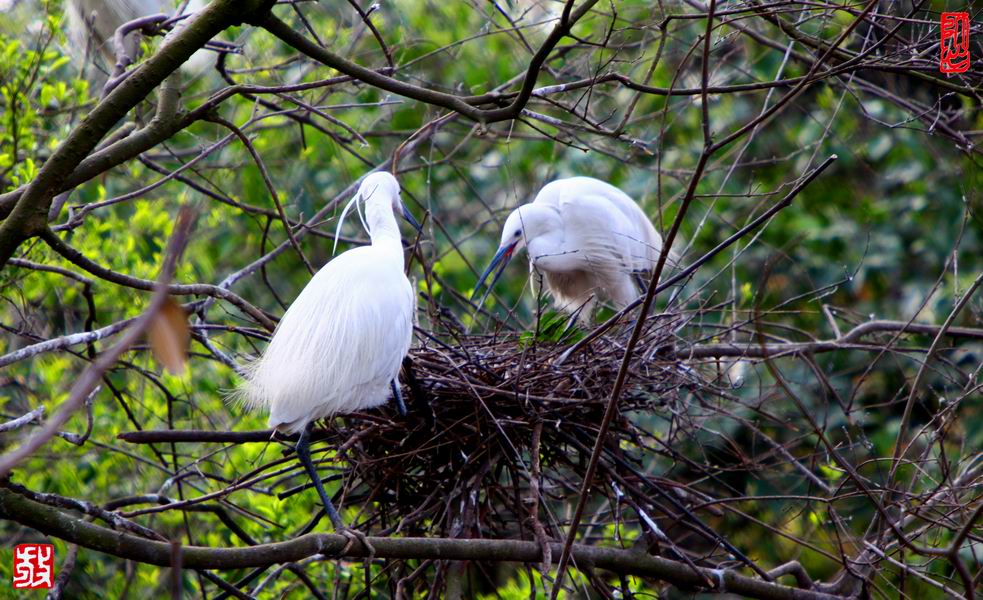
[238,171,419,535]
[473,177,666,323]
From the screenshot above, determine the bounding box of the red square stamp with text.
[12,544,55,590]
[940,12,971,74]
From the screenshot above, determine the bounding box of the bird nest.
[293,312,700,543]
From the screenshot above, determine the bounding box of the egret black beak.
[401,205,422,232]
[472,242,516,304]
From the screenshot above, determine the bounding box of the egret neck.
[364,196,406,260]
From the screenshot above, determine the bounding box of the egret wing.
[242,246,414,432]
[552,177,663,270]
[556,193,642,278]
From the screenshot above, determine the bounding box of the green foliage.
[519,311,583,347]
[0,13,89,192]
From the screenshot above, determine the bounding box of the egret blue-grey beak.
[401,205,422,232]
[471,242,517,305]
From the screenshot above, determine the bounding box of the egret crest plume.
[333,184,371,255]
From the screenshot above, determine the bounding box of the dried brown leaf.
[148,297,190,375]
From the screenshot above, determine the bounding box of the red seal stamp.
[12,544,54,589]
[940,12,971,74]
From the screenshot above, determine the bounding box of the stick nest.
[300,313,702,542]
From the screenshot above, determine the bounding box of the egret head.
[362,171,400,198]
[472,205,553,303]
[335,172,421,252]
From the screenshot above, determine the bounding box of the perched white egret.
[238,171,419,533]
[473,177,666,323]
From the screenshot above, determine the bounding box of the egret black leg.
[633,273,649,294]
[391,379,407,416]
[295,424,345,530]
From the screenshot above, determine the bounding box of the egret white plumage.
[239,171,419,534]
[473,177,666,323]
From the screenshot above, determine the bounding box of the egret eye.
[514,230,521,237]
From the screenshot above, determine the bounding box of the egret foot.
[338,527,376,558]
[390,379,407,416]
[295,425,377,558]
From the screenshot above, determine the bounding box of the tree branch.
[0,486,843,600]
[40,229,276,331]
[0,207,195,476]
[258,0,600,124]
[0,0,275,269]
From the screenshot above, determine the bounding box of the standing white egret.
[473,177,666,323]
[239,171,419,535]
